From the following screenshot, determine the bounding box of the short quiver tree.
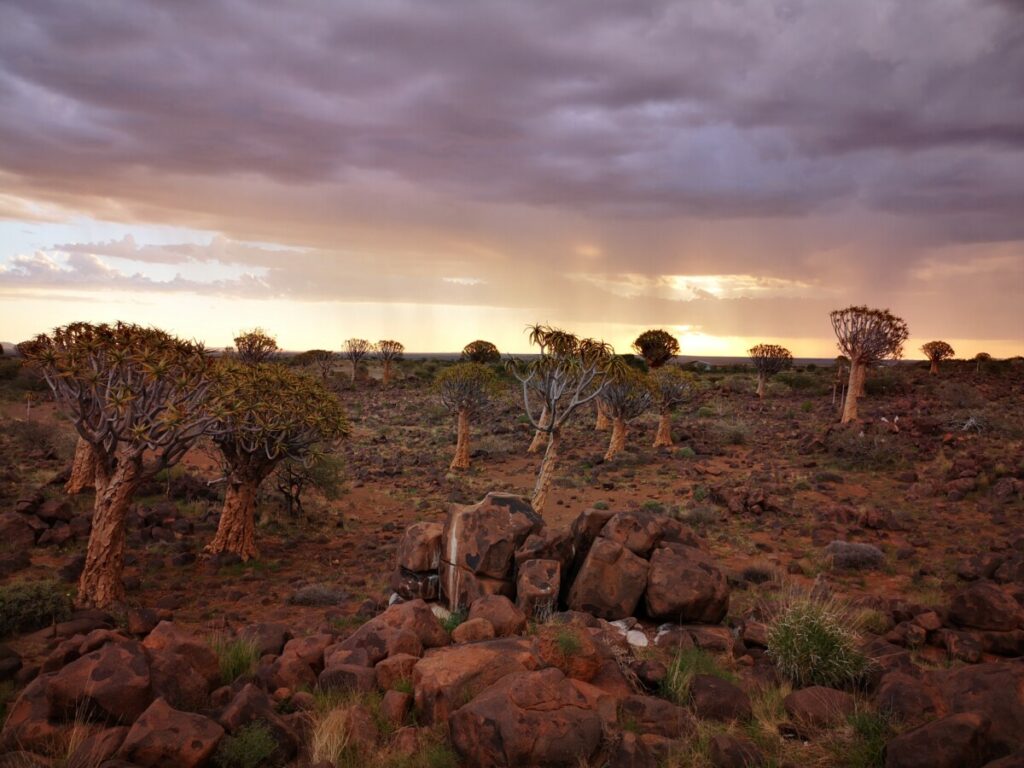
[343,338,374,383]
[205,363,348,560]
[233,328,279,365]
[598,368,653,460]
[632,329,680,369]
[830,306,909,424]
[461,340,501,364]
[377,340,404,386]
[293,349,335,385]
[974,352,992,374]
[20,322,215,607]
[921,341,955,375]
[435,362,498,471]
[511,325,612,512]
[651,367,694,447]
[748,344,793,398]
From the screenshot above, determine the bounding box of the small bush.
[214,722,281,768]
[211,636,259,685]
[554,628,582,657]
[767,594,869,688]
[441,609,466,634]
[288,584,346,606]
[674,446,696,459]
[832,709,894,768]
[0,580,73,637]
[825,541,885,571]
[661,648,735,705]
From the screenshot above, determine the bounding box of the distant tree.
[292,349,335,385]
[461,340,501,364]
[598,368,652,460]
[974,351,992,374]
[632,329,679,369]
[510,325,613,512]
[272,452,346,518]
[921,340,955,375]
[343,338,374,383]
[233,328,279,365]
[206,363,348,560]
[435,362,498,471]
[830,306,909,423]
[19,322,215,608]
[748,344,793,398]
[650,367,694,448]
[377,340,405,386]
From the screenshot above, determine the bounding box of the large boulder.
[48,640,153,722]
[934,663,1024,756]
[949,582,1024,631]
[449,668,603,768]
[338,600,447,660]
[117,697,223,768]
[567,537,649,620]
[517,558,561,620]
[875,672,947,726]
[643,545,729,623]
[468,595,527,638]
[141,622,219,709]
[600,511,663,558]
[217,683,298,759]
[784,686,856,728]
[884,712,991,768]
[392,522,443,600]
[690,674,751,722]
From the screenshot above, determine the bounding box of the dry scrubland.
[0,338,1023,768]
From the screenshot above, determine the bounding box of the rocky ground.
[0,356,1022,767]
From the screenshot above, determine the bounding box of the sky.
[0,0,1022,356]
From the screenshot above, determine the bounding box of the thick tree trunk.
[351,362,358,383]
[929,360,939,375]
[77,450,142,608]
[206,470,264,561]
[383,360,393,386]
[653,411,673,448]
[854,364,867,397]
[840,361,864,424]
[450,409,471,470]
[66,437,97,495]
[531,429,560,514]
[528,406,550,453]
[756,373,766,398]
[605,417,627,461]
[595,402,610,431]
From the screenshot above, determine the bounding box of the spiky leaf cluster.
[651,367,695,412]
[209,362,349,469]
[461,340,500,364]
[19,322,215,468]
[599,368,653,420]
[632,329,680,368]
[377,340,405,362]
[233,328,279,365]
[748,343,793,376]
[921,340,955,363]
[435,362,499,416]
[767,596,870,688]
[830,306,909,364]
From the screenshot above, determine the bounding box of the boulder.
[0,512,38,550]
[609,731,680,768]
[784,686,856,728]
[949,582,1024,631]
[390,568,440,601]
[935,663,1024,755]
[67,725,129,768]
[514,528,574,571]
[690,674,752,722]
[875,672,947,726]
[238,623,292,657]
[708,733,766,768]
[217,683,298,759]
[451,617,496,644]
[468,595,526,637]
[0,644,22,682]
[567,537,649,620]
[536,625,605,682]
[141,622,219,709]
[516,559,561,620]
[117,698,223,767]
[644,545,729,623]
[617,694,694,739]
[375,653,419,691]
[1,676,62,750]
[825,541,885,570]
[884,712,991,768]
[600,511,663,557]
[449,668,603,768]
[48,640,152,722]
[395,522,443,572]
[340,599,448,657]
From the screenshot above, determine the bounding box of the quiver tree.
[233,328,279,365]
[343,338,374,383]
[632,329,680,369]
[65,437,98,494]
[524,324,582,453]
[747,344,793,398]
[510,326,612,513]
[921,341,955,375]
[435,362,498,471]
[292,349,335,385]
[20,322,215,608]
[974,352,992,374]
[205,363,348,560]
[377,340,404,386]
[598,368,653,460]
[651,367,694,447]
[461,340,500,364]
[830,306,909,424]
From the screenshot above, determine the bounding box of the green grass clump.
[554,628,582,657]
[661,648,736,705]
[832,709,893,768]
[441,609,466,635]
[211,636,260,685]
[767,595,870,688]
[0,580,73,637]
[675,446,697,459]
[214,722,281,768]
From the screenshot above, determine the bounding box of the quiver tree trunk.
[854,364,867,397]
[383,361,393,386]
[841,361,864,424]
[531,429,560,514]
[206,466,270,561]
[528,406,550,453]
[595,402,610,430]
[929,360,939,375]
[756,373,766,399]
[605,417,627,461]
[450,409,471,470]
[66,437,97,494]
[78,449,142,608]
[653,410,673,448]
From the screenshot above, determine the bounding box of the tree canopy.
[921,340,955,363]
[435,362,499,415]
[830,306,909,364]
[233,328,279,365]
[748,344,793,376]
[461,340,500,364]
[632,329,679,368]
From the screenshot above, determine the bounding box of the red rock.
[440,492,543,581]
[516,558,561,620]
[644,545,729,624]
[536,625,604,682]
[1,676,62,750]
[875,672,946,726]
[375,653,419,691]
[279,633,334,670]
[468,595,526,637]
[708,733,766,768]
[341,599,448,656]
[610,731,680,768]
[67,725,128,768]
[380,689,412,727]
[600,510,662,557]
[142,623,219,709]
[451,617,496,643]
[567,537,649,620]
[318,664,377,693]
[690,674,752,722]
[217,683,298,759]
[949,582,1024,631]
[884,712,990,768]
[935,663,1024,755]
[117,698,223,767]
[618,694,694,738]
[48,640,152,722]
[449,668,603,768]
[514,528,574,570]
[784,686,855,728]
[395,522,443,572]
[238,623,292,656]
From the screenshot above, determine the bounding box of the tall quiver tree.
[205,363,348,560]
[748,344,793,398]
[651,367,693,448]
[830,306,909,424]
[511,326,612,513]
[20,323,215,607]
[632,329,679,369]
[524,324,580,453]
[921,341,955,375]
[435,362,497,471]
[461,340,500,364]
[343,338,374,383]
[599,367,652,460]
[377,340,404,386]
[233,328,279,365]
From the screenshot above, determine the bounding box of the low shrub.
[211,636,259,685]
[661,648,735,705]
[0,580,73,637]
[214,722,281,768]
[767,594,869,688]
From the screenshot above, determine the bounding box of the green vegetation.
[211,636,260,685]
[767,594,869,688]
[661,648,736,705]
[0,580,73,637]
[214,722,281,768]
[441,609,466,634]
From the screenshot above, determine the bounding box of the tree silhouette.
[747,344,793,398]
[598,368,652,460]
[632,329,679,369]
[650,367,694,447]
[436,362,498,471]
[461,340,501,364]
[921,340,955,375]
[830,306,909,423]
[377,340,405,386]
[343,338,374,383]
[233,328,279,365]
